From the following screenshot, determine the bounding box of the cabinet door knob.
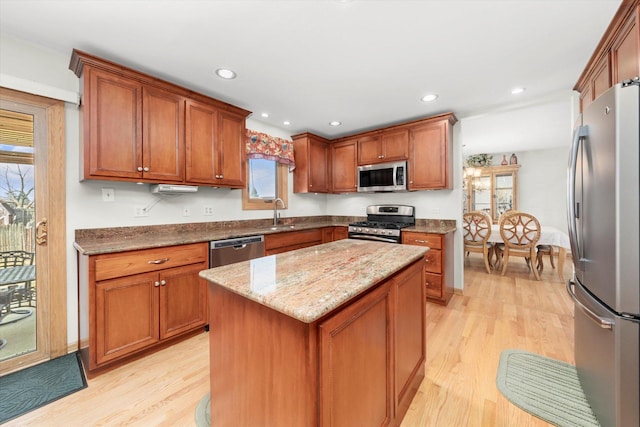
[143,167,150,172]
[137,166,143,172]
[160,280,166,286]
[154,281,160,287]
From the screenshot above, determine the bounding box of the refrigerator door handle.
[567,125,588,271]
[566,280,614,329]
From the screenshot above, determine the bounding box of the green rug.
[0,352,87,423]
[195,392,210,427]
[496,349,600,427]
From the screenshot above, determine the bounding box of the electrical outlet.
[203,206,214,216]
[183,207,191,217]
[102,188,115,202]
[134,206,148,217]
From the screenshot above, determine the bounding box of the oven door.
[348,232,400,244]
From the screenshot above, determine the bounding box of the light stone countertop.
[199,239,429,323]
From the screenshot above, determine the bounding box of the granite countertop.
[74,216,456,255]
[199,239,429,323]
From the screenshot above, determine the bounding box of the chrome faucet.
[273,198,286,226]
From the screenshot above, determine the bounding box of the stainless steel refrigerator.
[567,80,639,427]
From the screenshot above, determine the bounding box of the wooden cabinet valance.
[575,0,639,111]
[70,49,250,188]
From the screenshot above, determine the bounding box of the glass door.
[0,109,37,363]
[0,88,67,375]
[494,172,515,222]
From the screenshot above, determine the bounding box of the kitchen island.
[199,239,429,427]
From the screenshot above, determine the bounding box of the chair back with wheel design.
[498,211,542,280]
[463,211,493,274]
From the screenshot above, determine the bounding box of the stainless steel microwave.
[357,161,408,192]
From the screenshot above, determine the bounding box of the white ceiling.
[0,0,621,153]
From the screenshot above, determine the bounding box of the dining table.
[487,224,571,282]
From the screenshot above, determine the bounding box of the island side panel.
[394,258,426,421]
[318,278,395,427]
[208,284,317,427]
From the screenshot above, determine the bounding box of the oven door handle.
[349,234,398,244]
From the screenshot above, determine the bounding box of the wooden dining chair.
[536,245,556,272]
[463,211,493,274]
[497,211,542,280]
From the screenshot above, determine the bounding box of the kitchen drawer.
[264,229,323,251]
[424,249,442,274]
[94,243,208,281]
[402,232,442,250]
[424,273,442,299]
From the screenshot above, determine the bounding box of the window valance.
[245,130,295,171]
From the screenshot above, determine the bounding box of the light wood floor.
[6,253,574,426]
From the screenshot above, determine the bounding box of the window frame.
[242,160,289,210]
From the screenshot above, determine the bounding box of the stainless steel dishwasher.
[210,235,265,268]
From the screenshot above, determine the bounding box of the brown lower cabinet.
[78,242,209,374]
[402,231,454,305]
[208,257,425,426]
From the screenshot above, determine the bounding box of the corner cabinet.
[408,113,457,190]
[402,231,454,305]
[70,49,250,188]
[331,138,358,193]
[292,132,330,193]
[464,165,520,223]
[78,242,209,374]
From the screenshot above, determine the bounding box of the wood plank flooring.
[5,253,574,426]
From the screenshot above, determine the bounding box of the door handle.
[36,218,48,245]
[566,280,614,330]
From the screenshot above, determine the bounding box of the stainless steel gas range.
[348,205,415,244]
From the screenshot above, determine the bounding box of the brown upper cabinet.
[331,138,358,193]
[357,128,409,165]
[70,49,250,187]
[575,0,639,111]
[185,100,246,188]
[408,114,457,190]
[292,132,331,193]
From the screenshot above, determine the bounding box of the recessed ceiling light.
[261,112,269,118]
[329,121,342,126]
[283,121,291,126]
[215,68,236,79]
[511,87,526,95]
[420,94,438,102]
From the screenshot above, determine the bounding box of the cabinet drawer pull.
[148,258,170,264]
[415,239,427,243]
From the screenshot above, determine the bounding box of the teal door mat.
[497,349,600,427]
[0,352,87,423]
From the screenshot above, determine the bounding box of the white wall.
[516,148,569,232]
